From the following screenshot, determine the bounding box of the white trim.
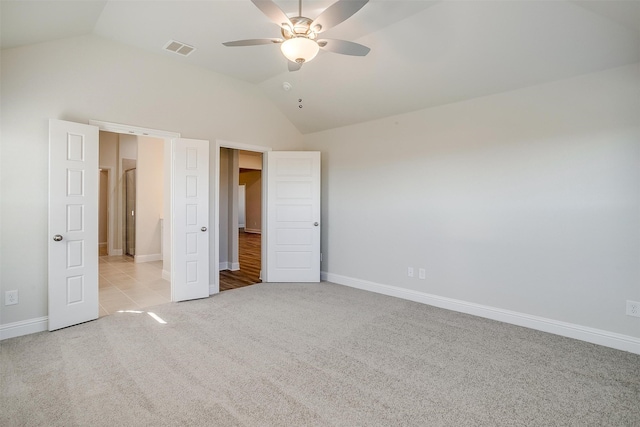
[209,284,219,295]
[162,270,170,281]
[0,317,48,340]
[89,120,180,139]
[219,262,230,271]
[322,272,640,355]
[111,249,123,256]
[134,253,162,263]
[244,228,261,234]
[230,262,240,271]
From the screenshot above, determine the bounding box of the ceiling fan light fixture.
[281,37,319,64]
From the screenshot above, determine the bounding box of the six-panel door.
[48,119,99,330]
[172,138,210,301]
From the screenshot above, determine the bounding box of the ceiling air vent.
[163,40,195,57]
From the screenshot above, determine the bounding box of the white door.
[48,119,99,330]
[266,151,321,282]
[172,138,210,301]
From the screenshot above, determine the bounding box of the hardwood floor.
[219,230,261,291]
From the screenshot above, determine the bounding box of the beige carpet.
[1,282,639,426]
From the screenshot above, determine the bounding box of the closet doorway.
[219,148,263,291]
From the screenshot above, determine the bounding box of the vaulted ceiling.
[2,1,639,134]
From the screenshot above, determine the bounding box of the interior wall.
[119,134,137,255]
[99,131,120,253]
[239,151,263,170]
[219,148,230,269]
[218,148,240,270]
[304,64,640,339]
[239,170,262,233]
[135,136,164,259]
[0,34,303,326]
[98,170,108,247]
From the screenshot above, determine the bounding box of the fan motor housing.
[281,17,317,40]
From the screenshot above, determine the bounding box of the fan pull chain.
[296,67,305,109]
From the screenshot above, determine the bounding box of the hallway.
[98,256,170,317]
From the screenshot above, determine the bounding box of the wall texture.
[0,34,302,326]
[305,64,640,340]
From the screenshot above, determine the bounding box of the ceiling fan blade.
[223,38,283,47]
[288,61,302,72]
[317,39,370,56]
[311,0,369,33]
[251,0,293,29]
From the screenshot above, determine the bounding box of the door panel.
[48,119,99,330]
[266,151,321,282]
[172,138,210,301]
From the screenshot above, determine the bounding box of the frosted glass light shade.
[281,37,319,63]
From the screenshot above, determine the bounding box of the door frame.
[213,139,272,294]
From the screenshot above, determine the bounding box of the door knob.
[313,222,319,226]
[53,235,63,241]
[201,227,207,232]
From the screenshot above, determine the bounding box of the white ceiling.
[2,1,639,134]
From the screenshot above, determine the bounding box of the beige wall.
[135,136,164,259]
[98,170,108,244]
[219,148,230,268]
[239,150,263,170]
[239,170,262,233]
[99,131,120,253]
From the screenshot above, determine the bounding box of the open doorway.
[97,131,170,316]
[219,148,263,291]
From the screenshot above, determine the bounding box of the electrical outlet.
[5,290,18,306]
[419,268,426,280]
[627,300,640,317]
[407,267,414,278]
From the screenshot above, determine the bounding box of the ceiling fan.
[223,0,371,71]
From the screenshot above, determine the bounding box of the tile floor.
[99,255,170,317]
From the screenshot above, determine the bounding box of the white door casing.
[172,138,210,301]
[48,119,99,330]
[266,151,321,282]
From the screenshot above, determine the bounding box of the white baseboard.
[162,270,170,281]
[244,228,261,234]
[134,253,162,263]
[0,316,48,340]
[219,262,229,271]
[230,262,240,271]
[110,249,123,256]
[239,223,246,229]
[209,284,219,295]
[322,272,640,355]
